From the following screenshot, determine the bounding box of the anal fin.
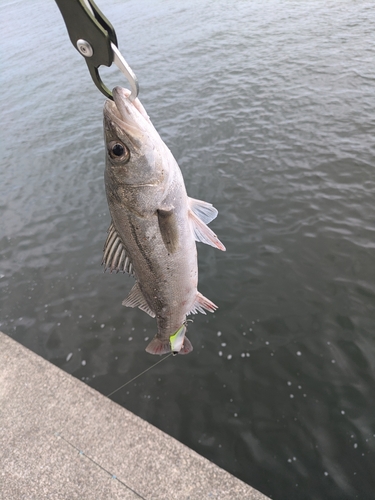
[122,282,155,318]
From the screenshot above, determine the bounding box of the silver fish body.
[103,87,225,355]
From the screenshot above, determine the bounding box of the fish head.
[104,87,171,201]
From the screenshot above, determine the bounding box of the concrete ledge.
[0,332,269,499]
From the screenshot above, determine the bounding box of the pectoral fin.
[157,208,179,253]
[188,197,218,224]
[122,282,155,318]
[188,209,226,251]
[102,222,134,274]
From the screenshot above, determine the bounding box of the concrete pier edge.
[0,331,270,499]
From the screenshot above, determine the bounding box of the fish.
[102,86,225,355]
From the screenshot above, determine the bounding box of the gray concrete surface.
[0,332,270,499]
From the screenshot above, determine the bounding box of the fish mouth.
[104,87,152,130]
[104,87,158,153]
[103,99,130,128]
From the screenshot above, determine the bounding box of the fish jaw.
[112,87,152,125]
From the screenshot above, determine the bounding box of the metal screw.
[76,39,93,57]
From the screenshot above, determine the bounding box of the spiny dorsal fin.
[102,222,134,274]
[188,210,226,251]
[188,291,218,315]
[122,282,155,318]
[188,197,218,224]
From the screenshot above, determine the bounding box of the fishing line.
[56,432,146,499]
[106,353,173,398]
[53,354,173,497]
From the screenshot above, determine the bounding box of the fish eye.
[112,143,124,156]
[108,141,130,162]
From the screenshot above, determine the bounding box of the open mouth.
[113,87,152,124]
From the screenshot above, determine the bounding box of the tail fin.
[178,336,193,355]
[145,326,193,356]
[145,337,170,355]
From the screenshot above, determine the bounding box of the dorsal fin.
[122,282,155,318]
[102,222,134,274]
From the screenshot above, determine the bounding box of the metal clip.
[55,0,139,101]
